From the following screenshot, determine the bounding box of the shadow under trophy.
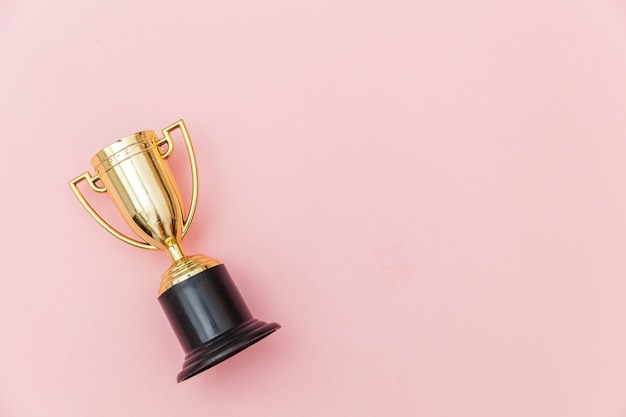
[69,120,280,382]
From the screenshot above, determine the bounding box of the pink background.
[2,0,626,415]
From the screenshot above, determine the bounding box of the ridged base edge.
[159,254,221,295]
[178,319,281,382]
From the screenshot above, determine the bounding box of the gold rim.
[91,131,158,175]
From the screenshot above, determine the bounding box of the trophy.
[68,120,280,382]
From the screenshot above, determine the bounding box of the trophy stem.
[165,238,187,263]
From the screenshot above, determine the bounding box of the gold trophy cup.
[69,120,280,382]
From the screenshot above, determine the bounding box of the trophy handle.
[158,119,199,238]
[68,171,157,250]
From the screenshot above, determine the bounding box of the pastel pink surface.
[2,0,626,415]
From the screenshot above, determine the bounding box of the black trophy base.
[158,264,281,382]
